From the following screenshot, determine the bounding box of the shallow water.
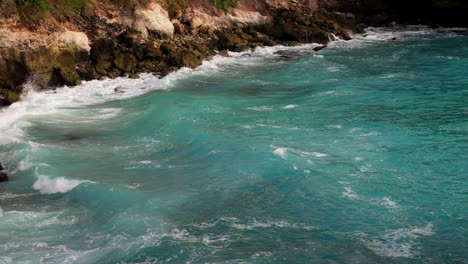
[0,27,467,263]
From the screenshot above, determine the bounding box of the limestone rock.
[190,17,203,29]
[109,3,174,38]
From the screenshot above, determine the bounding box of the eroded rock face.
[108,3,174,38]
[0,30,90,104]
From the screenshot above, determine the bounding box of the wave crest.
[33,175,94,194]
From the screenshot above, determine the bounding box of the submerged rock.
[313,45,327,51]
[0,163,7,183]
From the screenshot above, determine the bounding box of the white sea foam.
[0,74,166,147]
[342,187,358,198]
[195,217,318,232]
[282,104,297,109]
[272,146,327,159]
[380,197,398,208]
[299,150,328,157]
[165,42,321,85]
[273,147,288,158]
[362,223,435,258]
[33,175,94,194]
[247,106,273,111]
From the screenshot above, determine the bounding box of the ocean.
[0,26,467,263]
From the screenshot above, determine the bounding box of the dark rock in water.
[391,37,397,41]
[0,163,7,182]
[0,172,7,182]
[313,45,327,52]
[114,87,126,93]
[65,136,85,141]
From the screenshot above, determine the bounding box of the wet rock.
[313,45,327,51]
[0,172,7,182]
[129,73,140,79]
[114,87,126,93]
[168,48,202,68]
[161,66,179,76]
[0,163,7,183]
[154,61,169,73]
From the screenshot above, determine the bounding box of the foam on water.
[362,223,435,258]
[32,175,94,194]
[0,74,166,148]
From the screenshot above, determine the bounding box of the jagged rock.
[144,45,162,58]
[154,61,169,73]
[91,38,115,75]
[160,42,177,56]
[168,49,202,68]
[114,53,136,73]
[313,45,327,51]
[217,31,248,51]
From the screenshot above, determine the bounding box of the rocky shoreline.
[0,2,363,105]
[1,0,467,106]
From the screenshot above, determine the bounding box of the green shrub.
[18,0,48,10]
[213,0,237,11]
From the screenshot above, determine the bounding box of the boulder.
[190,17,203,29]
[173,22,185,35]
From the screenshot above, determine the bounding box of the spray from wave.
[33,175,95,194]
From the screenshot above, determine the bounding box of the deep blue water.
[0,27,467,263]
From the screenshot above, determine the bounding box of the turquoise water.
[0,27,467,263]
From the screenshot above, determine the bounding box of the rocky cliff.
[0,0,466,105]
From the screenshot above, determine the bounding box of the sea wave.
[33,175,95,194]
